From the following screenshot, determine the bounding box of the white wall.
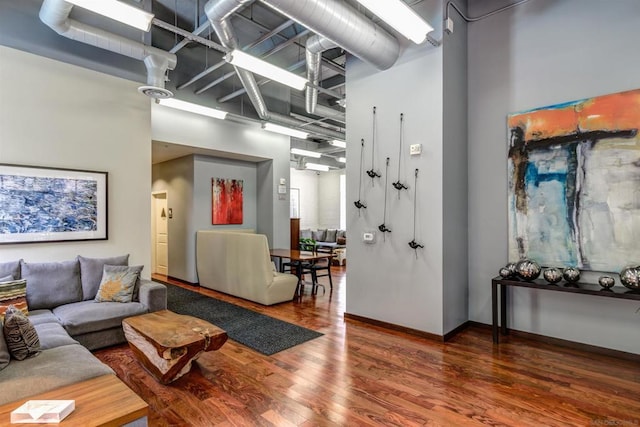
[0,46,151,274]
[290,168,319,229]
[468,0,640,354]
[290,168,344,230]
[317,170,343,229]
[345,0,446,334]
[151,104,291,250]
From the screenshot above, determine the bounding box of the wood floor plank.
[92,267,640,426]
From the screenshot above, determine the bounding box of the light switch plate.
[410,144,422,156]
[363,231,376,243]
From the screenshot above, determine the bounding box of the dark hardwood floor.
[94,267,640,426]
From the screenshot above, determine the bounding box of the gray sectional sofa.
[0,256,167,406]
[300,228,346,253]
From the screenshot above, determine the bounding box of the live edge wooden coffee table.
[122,310,227,384]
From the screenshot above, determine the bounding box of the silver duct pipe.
[305,35,336,114]
[269,112,344,140]
[39,0,177,97]
[204,0,269,119]
[260,0,400,70]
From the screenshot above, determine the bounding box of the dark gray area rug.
[162,283,323,356]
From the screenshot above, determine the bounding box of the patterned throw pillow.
[3,305,40,360]
[94,265,143,303]
[0,279,28,321]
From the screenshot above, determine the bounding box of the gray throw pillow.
[95,265,143,303]
[78,255,129,300]
[312,229,326,242]
[3,305,40,361]
[325,229,338,243]
[0,260,21,281]
[21,260,82,310]
[300,229,313,240]
[0,319,9,371]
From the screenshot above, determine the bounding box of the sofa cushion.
[325,229,338,243]
[0,275,13,282]
[337,230,346,239]
[0,260,20,281]
[28,309,60,326]
[312,229,326,242]
[0,319,9,371]
[0,279,28,320]
[35,322,79,350]
[95,265,143,303]
[300,229,313,239]
[78,255,129,300]
[3,305,40,360]
[0,343,114,406]
[22,260,82,310]
[53,300,147,336]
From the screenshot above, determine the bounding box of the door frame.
[151,191,168,276]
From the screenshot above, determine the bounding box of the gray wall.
[152,156,194,282]
[0,45,152,273]
[468,0,640,354]
[151,103,291,251]
[443,0,469,334]
[345,1,448,334]
[152,154,260,283]
[193,155,258,234]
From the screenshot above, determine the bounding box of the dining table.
[269,248,333,295]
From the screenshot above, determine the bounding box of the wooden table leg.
[492,280,499,344]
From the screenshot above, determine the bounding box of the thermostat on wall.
[363,231,376,243]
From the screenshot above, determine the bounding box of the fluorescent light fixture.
[306,163,330,172]
[330,140,347,148]
[263,123,309,139]
[66,0,154,32]
[355,0,434,44]
[338,157,346,163]
[225,49,308,91]
[291,148,322,159]
[158,98,227,120]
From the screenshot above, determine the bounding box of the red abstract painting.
[212,178,243,224]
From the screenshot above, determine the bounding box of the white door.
[152,192,168,276]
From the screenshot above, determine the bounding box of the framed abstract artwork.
[212,178,243,225]
[0,164,108,244]
[507,88,640,271]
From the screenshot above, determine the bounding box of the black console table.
[491,276,640,343]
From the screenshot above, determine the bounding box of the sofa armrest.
[137,279,167,312]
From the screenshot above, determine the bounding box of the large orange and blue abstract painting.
[212,178,243,225]
[508,88,640,271]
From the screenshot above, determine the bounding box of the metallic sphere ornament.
[516,259,541,281]
[505,262,518,277]
[619,266,640,290]
[598,276,615,289]
[499,267,513,279]
[543,268,562,284]
[562,267,581,283]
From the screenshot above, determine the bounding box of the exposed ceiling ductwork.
[204,0,269,119]
[39,0,177,98]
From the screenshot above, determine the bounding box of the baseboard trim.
[344,312,445,342]
[443,321,470,341]
[152,275,199,288]
[468,321,640,363]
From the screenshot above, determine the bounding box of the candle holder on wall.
[366,106,381,180]
[392,113,408,194]
[378,157,392,238]
[353,138,367,212]
[408,169,424,257]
